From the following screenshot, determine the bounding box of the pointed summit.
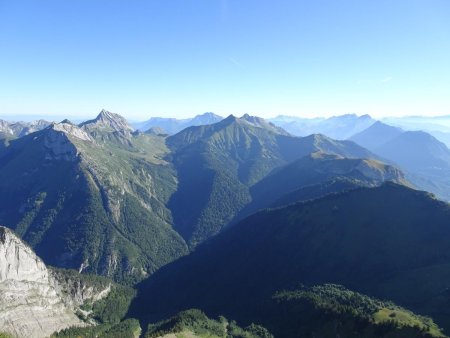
[350,121,403,151]
[80,109,134,133]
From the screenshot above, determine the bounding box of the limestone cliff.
[0,226,99,338]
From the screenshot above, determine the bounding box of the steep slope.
[381,116,450,134]
[79,110,135,145]
[0,120,187,282]
[167,114,378,247]
[349,121,404,151]
[133,183,450,334]
[0,120,14,138]
[270,114,376,139]
[0,225,140,338]
[0,226,83,337]
[429,130,450,148]
[240,113,290,135]
[80,110,134,134]
[134,112,223,134]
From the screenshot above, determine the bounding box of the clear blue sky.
[1,0,450,120]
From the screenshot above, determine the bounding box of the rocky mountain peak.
[0,119,14,136]
[81,109,134,133]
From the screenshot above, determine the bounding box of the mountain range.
[2,110,450,337]
[350,121,450,200]
[0,119,51,139]
[269,114,376,139]
[0,110,400,283]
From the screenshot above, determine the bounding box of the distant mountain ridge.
[270,113,376,139]
[133,112,223,134]
[0,118,51,139]
[350,121,450,200]
[350,121,404,150]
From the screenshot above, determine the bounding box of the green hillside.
[0,113,403,283]
[0,121,188,283]
[145,309,272,338]
[266,284,444,337]
[239,151,408,219]
[167,115,380,247]
[132,183,450,333]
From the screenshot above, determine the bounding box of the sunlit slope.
[0,121,187,282]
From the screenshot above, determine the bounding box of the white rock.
[0,226,84,338]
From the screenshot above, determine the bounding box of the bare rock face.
[0,119,51,138]
[42,123,92,161]
[0,226,84,338]
[79,110,135,146]
[80,110,134,134]
[52,122,93,142]
[12,120,52,138]
[0,120,14,136]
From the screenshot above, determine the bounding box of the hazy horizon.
[3,110,450,124]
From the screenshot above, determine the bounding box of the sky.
[1,0,450,121]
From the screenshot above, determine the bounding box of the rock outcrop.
[0,119,51,139]
[79,110,135,145]
[80,110,134,134]
[40,122,93,161]
[0,226,84,338]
